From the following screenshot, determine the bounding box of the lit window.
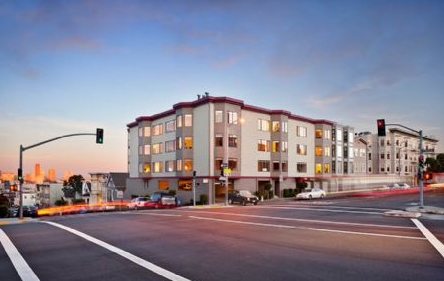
[152,124,163,136]
[184,137,193,149]
[272,141,280,152]
[257,119,270,132]
[144,145,151,155]
[324,164,330,173]
[184,114,193,127]
[315,163,322,174]
[158,180,169,190]
[165,140,175,152]
[184,159,193,171]
[297,144,307,155]
[272,121,280,132]
[152,143,163,154]
[258,139,270,152]
[176,115,182,127]
[165,160,176,172]
[143,163,151,173]
[315,129,322,138]
[315,146,323,156]
[297,126,307,137]
[153,162,163,173]
[228,111,238,124]
[228,134,238,147]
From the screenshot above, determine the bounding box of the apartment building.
[358,128,438,176]
[126,95,357,204]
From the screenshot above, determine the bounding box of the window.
[281,141,288,152]
[215,110,223,123]
[257,119,270,132]
[336,129,343,141]
[179,180,192,191]
[282,121,288,133]
[227,111,238,124]
[144,126,151,137]
[138,145,143,155]
[144,145,151,155]
[282,161,288,172]
[215,134,223,146]
[380,153,385,159]
[158,180,169,190]
[152,124,163,136]
[165,140,176,152]
[315,164,322,174]
[228,158,238,170]
[176,115,182,128]
[143,163,150,173]
[315,129,322,138]
[297,126,307,137]
[165,120,176,133]
[183,159,193,171]
[324,130,331,139]
[258,160,270,172]
[324,146,331,157]
[315,146,323,156]
[229,134,238,147]
[258,139,270,152]
[336,145,343,157]
[176,137,182,150]
[297,144,307,155]
[324,164,330,173]
[272,141,280,152]
[272,161,280,171]
[176,159,182,171]
[153,162,163,173]
[165,160,175,172]
[297,162,307,173]
[184,114,192,127]
[184,137,193,149]
[272,121,280,132]
[215,158,223,171]
[152,143,163,154]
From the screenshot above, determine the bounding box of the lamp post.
[224,120,229,206]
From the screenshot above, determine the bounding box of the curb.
[383,210,421,218]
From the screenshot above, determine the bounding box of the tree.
[62,175,85,198]
[426,154,444,173]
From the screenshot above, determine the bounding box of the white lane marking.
[268,205,392,212]
[181,210,416,230]
[125,212,182,217]
[411,219,444,259]
[42,221,191,281]
[0,229,40,281]
[189,216,425,240]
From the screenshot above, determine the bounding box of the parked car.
[228,190,259,205]
[127,197,151,210]
[18,205,38,217]
[145,192,177,209]
[296,187,326,200]
[398,183,411,189]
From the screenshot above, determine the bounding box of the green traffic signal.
[96,128,104,144]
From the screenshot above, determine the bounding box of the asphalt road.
[1,190,444,281]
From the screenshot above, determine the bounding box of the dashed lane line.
[189,215,425,240]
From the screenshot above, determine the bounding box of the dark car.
[18,205,38,218]
[228,190,259,206]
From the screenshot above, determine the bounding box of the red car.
[144,192,177,209]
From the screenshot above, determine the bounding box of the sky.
[1,0,443,179]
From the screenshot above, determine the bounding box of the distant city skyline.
[0,163,74,183]
[1,1,443,176]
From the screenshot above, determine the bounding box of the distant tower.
[35,163,41,178]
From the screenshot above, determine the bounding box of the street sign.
[220,163,228,168]
[223,168,231,175]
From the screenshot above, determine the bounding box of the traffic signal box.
[377,119,386,137]
[423,171,433,181]
[96,128,104,144]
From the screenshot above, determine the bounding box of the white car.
[127,197,150,209]
[296,188,326,200]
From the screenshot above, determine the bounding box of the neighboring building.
[104,172,129,201]
[126,95,359,204]
[358,128,438,177]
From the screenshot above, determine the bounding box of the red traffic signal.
[377,119,386,137]
[423,171,433,181]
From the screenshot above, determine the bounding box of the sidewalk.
[0,217,38,225]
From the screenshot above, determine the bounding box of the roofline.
[127,95,335,128]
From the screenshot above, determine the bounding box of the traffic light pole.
[18,132,97,219]
[385,123,424,208]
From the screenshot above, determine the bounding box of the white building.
[126,95,362,204]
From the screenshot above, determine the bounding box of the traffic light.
[377,119,386,137]
[18,168,23,183]
[96,128,104,144]
[423,171,433,181]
